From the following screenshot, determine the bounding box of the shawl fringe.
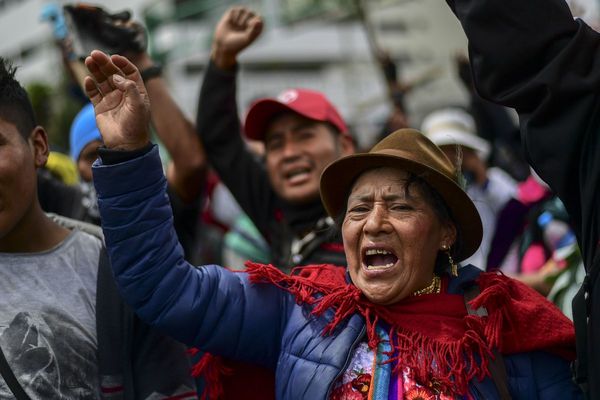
[188,349,233,400]
[192,263,575,398]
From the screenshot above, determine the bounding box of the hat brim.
[320,152,482,262]
[244,100,299,141]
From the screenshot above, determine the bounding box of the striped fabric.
[332,324,467,399]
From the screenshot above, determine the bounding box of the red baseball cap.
[244,88,349,141]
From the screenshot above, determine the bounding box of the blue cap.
[69,103,102,162]
[537,211,553,228]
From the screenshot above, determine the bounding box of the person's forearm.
[447,0,600,237]
[447,0,579,109]
[146,78,206,202]
[196,61,242,153]
[128,52,206,202]
[211,43,238,71]
[92,147,284,363]
[196,61,274,233]
[93,146,198,340]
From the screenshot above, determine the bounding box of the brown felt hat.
[320,128,482,261]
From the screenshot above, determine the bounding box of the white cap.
[421,108,491,160]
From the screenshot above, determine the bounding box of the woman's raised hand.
[84,50,151,151]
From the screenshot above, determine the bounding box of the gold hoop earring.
[442,244,458,277]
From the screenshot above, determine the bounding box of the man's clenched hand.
[211,6,263,70]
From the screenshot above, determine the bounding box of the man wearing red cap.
[196,7,355,270]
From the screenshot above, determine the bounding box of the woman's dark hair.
[333,168,464,276]
[0,58,37,140]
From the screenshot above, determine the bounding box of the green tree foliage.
[26,73,84,153]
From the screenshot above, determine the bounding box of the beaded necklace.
[411,275,441,296]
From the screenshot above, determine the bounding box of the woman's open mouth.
[363,248,398,270]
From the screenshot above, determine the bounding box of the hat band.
[371,148,457,181]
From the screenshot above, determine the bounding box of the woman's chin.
[360,284,410,305]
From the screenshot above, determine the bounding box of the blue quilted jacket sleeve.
[92,146,284,368]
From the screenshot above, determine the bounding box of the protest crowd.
[0,0,598,398]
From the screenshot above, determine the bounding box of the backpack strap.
[96,246,132,399]
[0,346,30,399]
[288,217,337,266]
[571,250,600,398]
[464,284,513,400]
[571,279,589,396]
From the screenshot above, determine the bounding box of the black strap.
[96,246,131,399]
[464,285,513,400]
[571,275,589,397]
[0,345,31,400]
[287,217,336,266]
[140,63,163,82]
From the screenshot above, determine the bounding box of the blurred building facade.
[0,0,472,147]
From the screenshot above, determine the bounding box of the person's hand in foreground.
[83,50,150,151]
[211,6,263,70]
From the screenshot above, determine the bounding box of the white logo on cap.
[277,89,298,104]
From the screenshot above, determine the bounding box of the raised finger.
[239,9,256,28]
[83,76,102,107]
[231,7,245,26]
[110,54,147,97]
[92,50,125,78]
[84,56,108,94]
[85,52,117,95]
[247,15,263,39]
[110,54,140,80]
[90,49,125,74]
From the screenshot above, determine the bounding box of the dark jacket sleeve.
[92,146,285,369]
[131,318,198,399]
[446,0,600,270]
[196,62,275,237]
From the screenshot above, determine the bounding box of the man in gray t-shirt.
[0,231,102,398]
[0,57,196,399]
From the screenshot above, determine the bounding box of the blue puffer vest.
[93,147,581,399]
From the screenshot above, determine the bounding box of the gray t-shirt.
[0,230,101,399]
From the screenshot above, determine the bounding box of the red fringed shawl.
[195,262,576,398]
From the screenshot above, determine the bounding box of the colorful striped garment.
[331,327,466,400]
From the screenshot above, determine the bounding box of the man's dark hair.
[0,57,37,140]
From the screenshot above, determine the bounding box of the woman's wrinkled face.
[342,167,456,305]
